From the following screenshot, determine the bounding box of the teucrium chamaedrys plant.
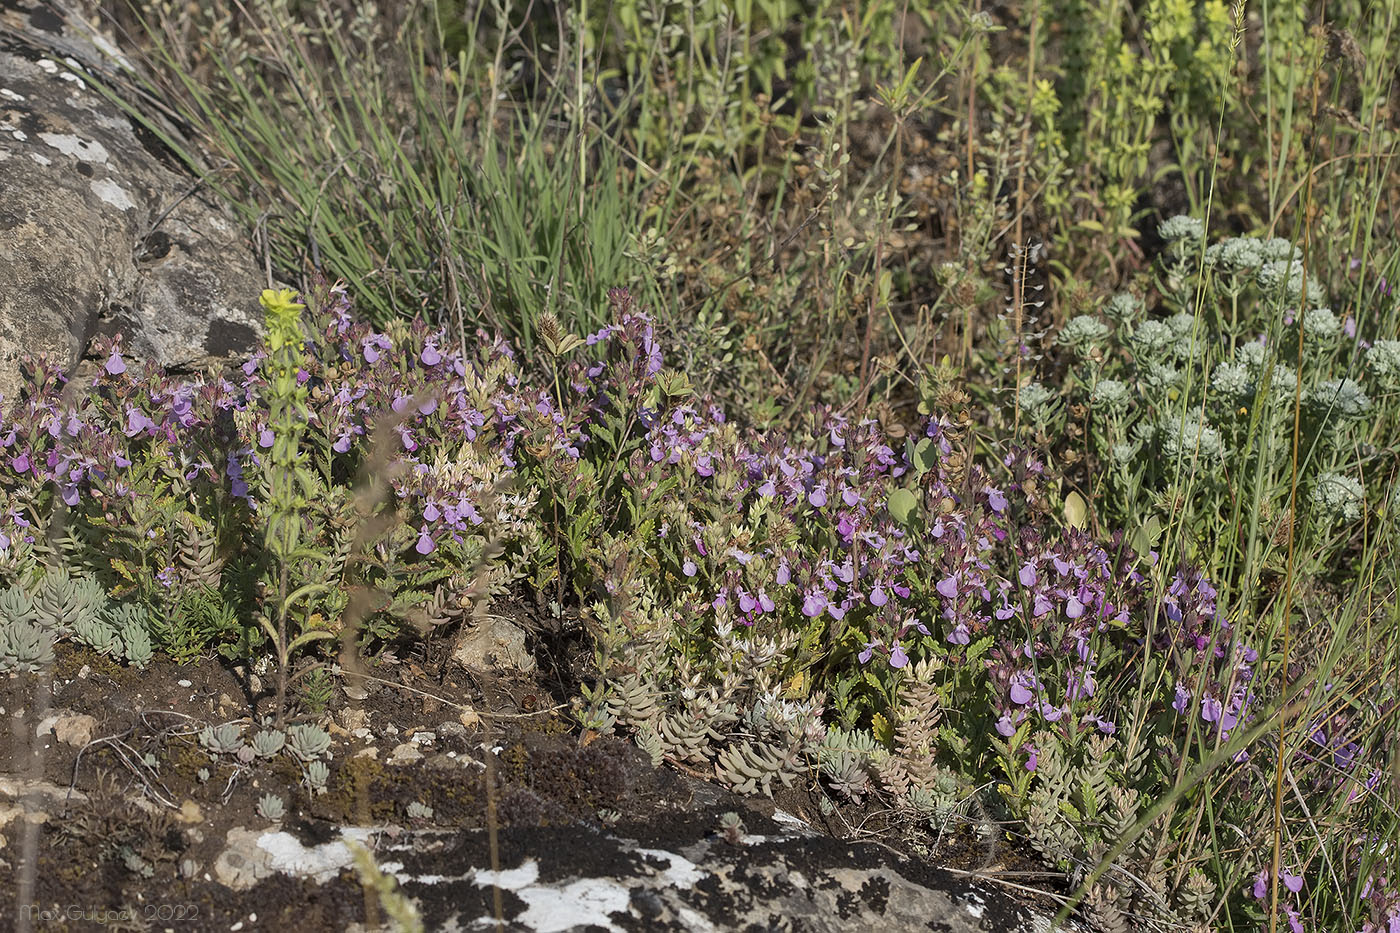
[255,288,336,725]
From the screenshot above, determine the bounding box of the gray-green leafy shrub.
[286,723,332,762]
[252,729,286,758]
[199,723,245,756]
[303,760,330,795]
[257,793,285,821]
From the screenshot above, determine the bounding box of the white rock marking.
[37,132,110,163]
[90,178,135,211]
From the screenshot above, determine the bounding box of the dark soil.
[0,631,1068,932]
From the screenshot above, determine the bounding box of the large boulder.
[0,0,262,407]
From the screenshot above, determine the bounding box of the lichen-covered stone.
[0,1,262,406]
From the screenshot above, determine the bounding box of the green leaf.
[1064,490,1088,530]
[912,438,938,475]
[887,487,919,526]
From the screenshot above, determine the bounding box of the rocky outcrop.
[210,807,1091,933]
[0,0,262,408]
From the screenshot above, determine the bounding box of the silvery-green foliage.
[1210,361,1253,402]
[0,585,36,626]
[304,759,330,794]
[1235,339,1268,368]
[1257,238,1301,262]
[237,745,257,764]
[1298,307,1341,342]
[1308,378,1370,422]
[33,568,107,632]
[121,623,153,668]
[0,614,54,673]
[252,729,286,757]
[1257,258,1325,307]
[406,801,433,820]
[1264,364,1299,406]
[1058,315,1112,358]
[71,614,121,657]
[818,727,881,801]
[1365,339,1400,386]
[714,739,793,796]
[286,723,332,761]
[1090,379,1133,415]
[1017,382,1056,417]
[1140,361,1183,395]
[1103,292,1144,326]
[199,723,244,755]
[1110,442,1139,465]
[196,767,210,783]
[1164,312,1198,355]
[1157,418,1226,466]
[106,604,154,668]
[1131,320,1177,359]
[1204,236,1266,275]
[1157,215,1204,245]
[716,810,745,844]
[257,793,285,821]
[1310,472,1365,523]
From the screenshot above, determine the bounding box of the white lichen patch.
[36,59,59,74]
[10,130,26,141]
[255,827,373,884]
[634,847,706,888]
[38,132,110,163]
[469,860,631,933]
[90,178,135,211]
[29,152,50,166]
[0,88,25,102]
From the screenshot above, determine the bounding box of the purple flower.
[1010,681,1034,705]
[11,452,30,474]
[948,622,970,645]
[104,349,126,375]
[1251,871,1267,900]
[996,713,1015,737]
[258,428,275,448]
[801,591,827,618]
[869,586,887,607]
[682,560,697,577]
[1018,561,1038,587]
[1065,596,1085,618]
[858,641,876,664]
[421,342,442,366]
[415,526,436,555]
[889,643,909,668]
[936,574,959,599]
[986,486,1008,513]
[1282,870,1303,894]
[1172,683,1191,714]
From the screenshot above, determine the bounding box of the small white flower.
[1090,378,1133,415]
[1211,361,1253,402]
[1308,378,1370,421]
[1103,293,1144,325]
[1158,215,1204,244]
[1059,314,1112,355]
[1309,472,1364,523]
[1018,382,1057,417]
[1365,339,1400,386]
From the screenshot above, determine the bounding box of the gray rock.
[206,808,1089,932]
[0,1,263,406]
[453,616,537,674]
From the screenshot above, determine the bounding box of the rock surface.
[0,0,263,406]
[210,807,1090,933]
